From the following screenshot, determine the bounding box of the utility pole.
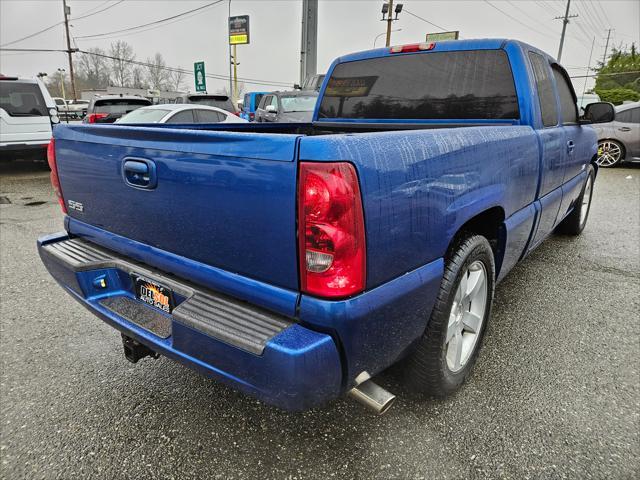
[602,28,612,66]
[299,0,318,86]
[228,0,232,97]
[554,0,578,62]
[581,37,595,99]
[62,0,77,100]
[232,45,238,104]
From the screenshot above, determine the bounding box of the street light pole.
[385,0,394,47]
[57,68,66,100]
[374,28,401,48]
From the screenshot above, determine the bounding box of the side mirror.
[581,102,615,124]
[265,105,277,113]
[293,84,301,90]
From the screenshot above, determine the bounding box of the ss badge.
[67,199,84,213]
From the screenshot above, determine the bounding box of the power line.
[0,48,68,52]
[0,22,64,48]
[0,0,125,48]
[570,70,640,79]
[73,0,126,21]
[75,1,224,39]
[594,0,613,28]
[505,1,558,36]
[402,9,450,32]
[77,49,293,88]
[484,1,549,38]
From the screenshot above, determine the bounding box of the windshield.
[118,108,170,123]
[280,95,317,112]
[0,82,48,117]
[94,99,151,114]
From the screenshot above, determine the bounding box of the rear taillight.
[47,138,67,214]
[249,112,255,121]
[298,162,366,298]
[87,113,108,123]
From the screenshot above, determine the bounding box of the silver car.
[593,101,640,167]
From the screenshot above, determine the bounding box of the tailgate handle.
[122,158,157,189]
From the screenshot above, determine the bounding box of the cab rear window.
[0,82,48,117]
[318,50,519,120]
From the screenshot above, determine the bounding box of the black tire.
[404,235,495,397]
[555,164,595,236]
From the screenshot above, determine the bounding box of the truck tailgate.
[54,124,301,291]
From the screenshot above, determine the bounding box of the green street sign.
[194,61,206,92]
[425,31,460,42]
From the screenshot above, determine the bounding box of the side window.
[196,109,224,123]
[616,108,639,124]
[552,66,578,124]
[259,95,271,109]
[528,52,558,127]
[166,109,195,123]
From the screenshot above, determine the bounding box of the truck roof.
[333,38,553,65]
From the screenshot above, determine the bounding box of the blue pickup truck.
[38,39,614,413]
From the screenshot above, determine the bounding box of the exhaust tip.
[348,379,396,415]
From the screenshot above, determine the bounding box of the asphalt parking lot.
[1,160,638,479]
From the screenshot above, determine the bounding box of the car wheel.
[555,164,595,236]
[404,234,495,397]
[596,140,624,167]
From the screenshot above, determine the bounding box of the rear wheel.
[596,140,624,167]
[555,164,595,236]
[404,235,495,397]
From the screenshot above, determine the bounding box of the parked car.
[174,94,237,114]
[0,75,58,160]
[38,39,613,413]
[592,101,640,167]
[255,90,318,122]
[240,91,267,121]
[117,104,247,124]
[67,99,89,118]
[53,97,87,120]
[84,95,152,124]
[577,93,601,113]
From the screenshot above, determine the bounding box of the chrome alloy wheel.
[446,261,488,373]
[597,141,622,167]
[580,174,593,226]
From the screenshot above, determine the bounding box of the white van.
[0,76,59,160]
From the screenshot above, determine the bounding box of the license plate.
[134,276,174,314]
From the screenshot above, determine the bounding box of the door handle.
[618,127,631,132]
[566,140,575,154]
[122,158,157,189]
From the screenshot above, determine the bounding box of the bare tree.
[108,40,135,87]
[168,69,186,92]
[145,53,170,90]
[216,82,246,99]
[76,47,110,89]
[131,66,148,89]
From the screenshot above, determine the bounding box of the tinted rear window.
[318,50,519,120]
[0,82,48,117]
[187,96,234,111]
[94,99,151,114]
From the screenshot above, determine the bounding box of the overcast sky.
[1,0,638,94]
